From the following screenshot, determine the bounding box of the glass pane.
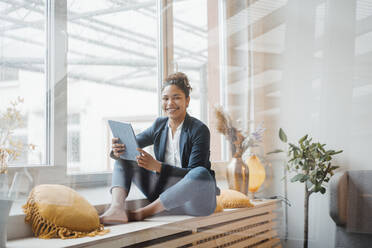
[67,0,158,174]
[0,1,47,166]
[172,0,208,121]
[221,0,372,246]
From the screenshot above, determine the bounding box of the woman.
[100,72,219,224]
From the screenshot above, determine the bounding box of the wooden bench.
[7,199,281,248]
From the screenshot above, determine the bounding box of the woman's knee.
[187,166,212,181]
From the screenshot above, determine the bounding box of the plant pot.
[0,198,12,248]
[226,157,249,195]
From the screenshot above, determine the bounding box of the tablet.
[108,120,140,161]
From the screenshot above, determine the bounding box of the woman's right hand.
[112,138,126,158]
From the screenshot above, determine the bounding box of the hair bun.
[162,72,192,97]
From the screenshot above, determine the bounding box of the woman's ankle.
[128,209,145,221]
[111,187,128,208]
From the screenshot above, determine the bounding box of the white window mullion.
[39,0,68,183]
[51,0,67,169]
[157,0,164,116]
[218,0,228,161]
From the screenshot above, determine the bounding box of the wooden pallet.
[126,200,281,248]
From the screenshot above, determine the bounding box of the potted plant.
[0,97,34,247]
[269,128,342,248]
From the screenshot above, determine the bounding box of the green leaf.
[299,134,308,144]
[314,184,322,192]
[320,187,326,194]
[279,128,287,143]
[267,149,284,155]
[291,174,304,183]
[300,175,309,182]
[330,150,343,155]
[289,143,300,151]
[318,145,326,153]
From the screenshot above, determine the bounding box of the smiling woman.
[100,72,220,224]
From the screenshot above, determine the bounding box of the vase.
[0,198,12,248]
[226,157,249,195]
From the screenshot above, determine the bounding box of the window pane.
[172,0,208,122]
[221,0,372,245]
[67,0,158,174]
[0,1,47,166]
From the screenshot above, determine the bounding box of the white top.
[164,120,184,168]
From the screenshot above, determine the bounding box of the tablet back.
[108,120,140,161]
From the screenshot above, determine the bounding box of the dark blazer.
[136,113,218,191]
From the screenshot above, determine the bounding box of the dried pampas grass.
[214,106,265,158]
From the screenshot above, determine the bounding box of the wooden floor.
[7,200,281,248]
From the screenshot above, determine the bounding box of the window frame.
[7,0,225,187]
[7,0,162,187]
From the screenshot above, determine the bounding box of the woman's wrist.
[155,161,162,173]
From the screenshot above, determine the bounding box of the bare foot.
[99,205,129,224]
[127,199,165,221]
[128,209,145,221]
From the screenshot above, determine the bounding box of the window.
[0,0,47,166]
[2,0,225,183]
[172,0,208,122]
[67,0,158,174]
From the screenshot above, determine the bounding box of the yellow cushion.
[23,184,109,239]
[216,189,254,209]
[214,200,224,213]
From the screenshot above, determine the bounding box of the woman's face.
[162,85,190,122]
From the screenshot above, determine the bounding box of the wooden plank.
[175,202,277,230]
[119,204,275,248]
[195,222,276,248]
[228,230,278,248]
[75,224,189,248]
[147,213,277,248]
[254,237,281,248]
[58,202,278,248]
[205,212,277,234]
[142,204,277,247]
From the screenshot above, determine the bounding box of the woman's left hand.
[136,148,162,173]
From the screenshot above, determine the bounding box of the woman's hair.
[162,72,192,98]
